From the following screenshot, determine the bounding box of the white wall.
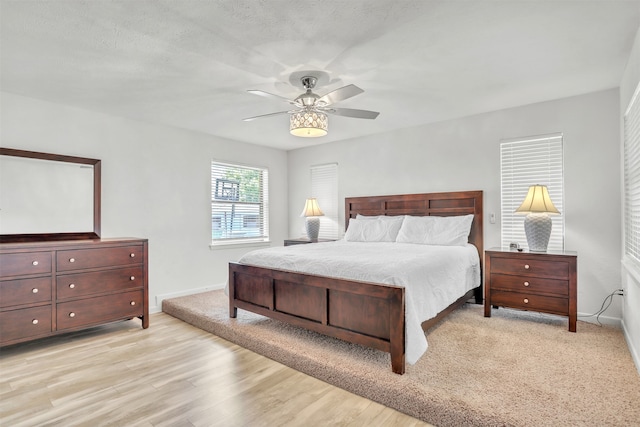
[1,92,289,312]
[288,89,622,324]
[620,28,640,372]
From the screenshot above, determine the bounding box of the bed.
[228,191,483,374]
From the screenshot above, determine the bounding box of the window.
[311,163,339,240]
[211,161,269,245]
[624,84,640,265]
[500,134,564,251]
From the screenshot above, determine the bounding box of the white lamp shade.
[300,198,324,217]
[515,185,560,214]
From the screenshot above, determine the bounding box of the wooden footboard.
[229,262,406,374]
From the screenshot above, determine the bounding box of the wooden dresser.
[484,248,577,332]
[0,238,148,346]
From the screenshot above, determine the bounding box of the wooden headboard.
[345,190,484,268]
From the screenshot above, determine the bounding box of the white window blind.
[211,161,269,245]
[311,163,339,240]
[500,134,564,251]
[624,84,640,264]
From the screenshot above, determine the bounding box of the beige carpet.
[163,290,640,427]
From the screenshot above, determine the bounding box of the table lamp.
[515,185,560,252]
[300,198,324,242]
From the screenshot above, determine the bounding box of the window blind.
[624,84,640,264]
[500,134,564,251]
[311,163,339,240]
[211,161,269,244]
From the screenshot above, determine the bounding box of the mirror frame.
[0,147,101,243]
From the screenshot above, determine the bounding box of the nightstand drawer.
[491,257,569,279]
[490,273,568,297]
[491,290,568,315]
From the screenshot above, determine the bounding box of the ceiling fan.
[243,76,380,137]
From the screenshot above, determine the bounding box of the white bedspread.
[236,240,480,364]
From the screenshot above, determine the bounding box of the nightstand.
[484,248,577,332]
[284,238,334,246]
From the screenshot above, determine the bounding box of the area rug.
[163,290,640,427]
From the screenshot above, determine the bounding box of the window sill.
[209,240,271,251]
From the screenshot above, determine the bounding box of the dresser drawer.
[491,290,568,315]
[0,252,52,278]
[490,257,569,280]
[490,273,568,297]
[57,290,143,330]
[57,266,143,300]
[57,245,143,272]
[0,306,52,343]
[1,277,52,307]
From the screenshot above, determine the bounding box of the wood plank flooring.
[0,313,432,427]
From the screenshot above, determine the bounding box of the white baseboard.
[622,318,640,375]
[151,283,226,314]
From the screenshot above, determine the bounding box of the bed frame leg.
[228,266,237,318]
[389,290,406,374]
[474,286,483,304]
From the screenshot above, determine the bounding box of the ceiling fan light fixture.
[290,110,328,137]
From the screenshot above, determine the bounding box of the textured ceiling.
[1,0,639,150]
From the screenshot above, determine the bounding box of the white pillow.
[344,217,404,242]
[395,214,474,246]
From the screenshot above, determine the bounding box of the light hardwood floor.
[1,313,432,427]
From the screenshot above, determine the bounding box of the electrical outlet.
[490,213,496,224]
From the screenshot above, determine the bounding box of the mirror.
[0,148,101,242]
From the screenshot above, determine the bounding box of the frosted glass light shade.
[290,110,328,137]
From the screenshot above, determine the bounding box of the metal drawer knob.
[69,312,76,318]
[130,301,136,306]
[524,264,530,269]
[69,258,75,263]
[523,281,530,287]
[69,283,75,289]
[32,288,38,293]
[32,261,39,266]
[32,319,39,325]
[130,276,135,281]
[130,253,135,258]
[524,298,529,304]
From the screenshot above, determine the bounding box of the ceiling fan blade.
[324,107,379,120]
[317,84,364,106]
[247,90,296,105]
[242,111,291,121]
